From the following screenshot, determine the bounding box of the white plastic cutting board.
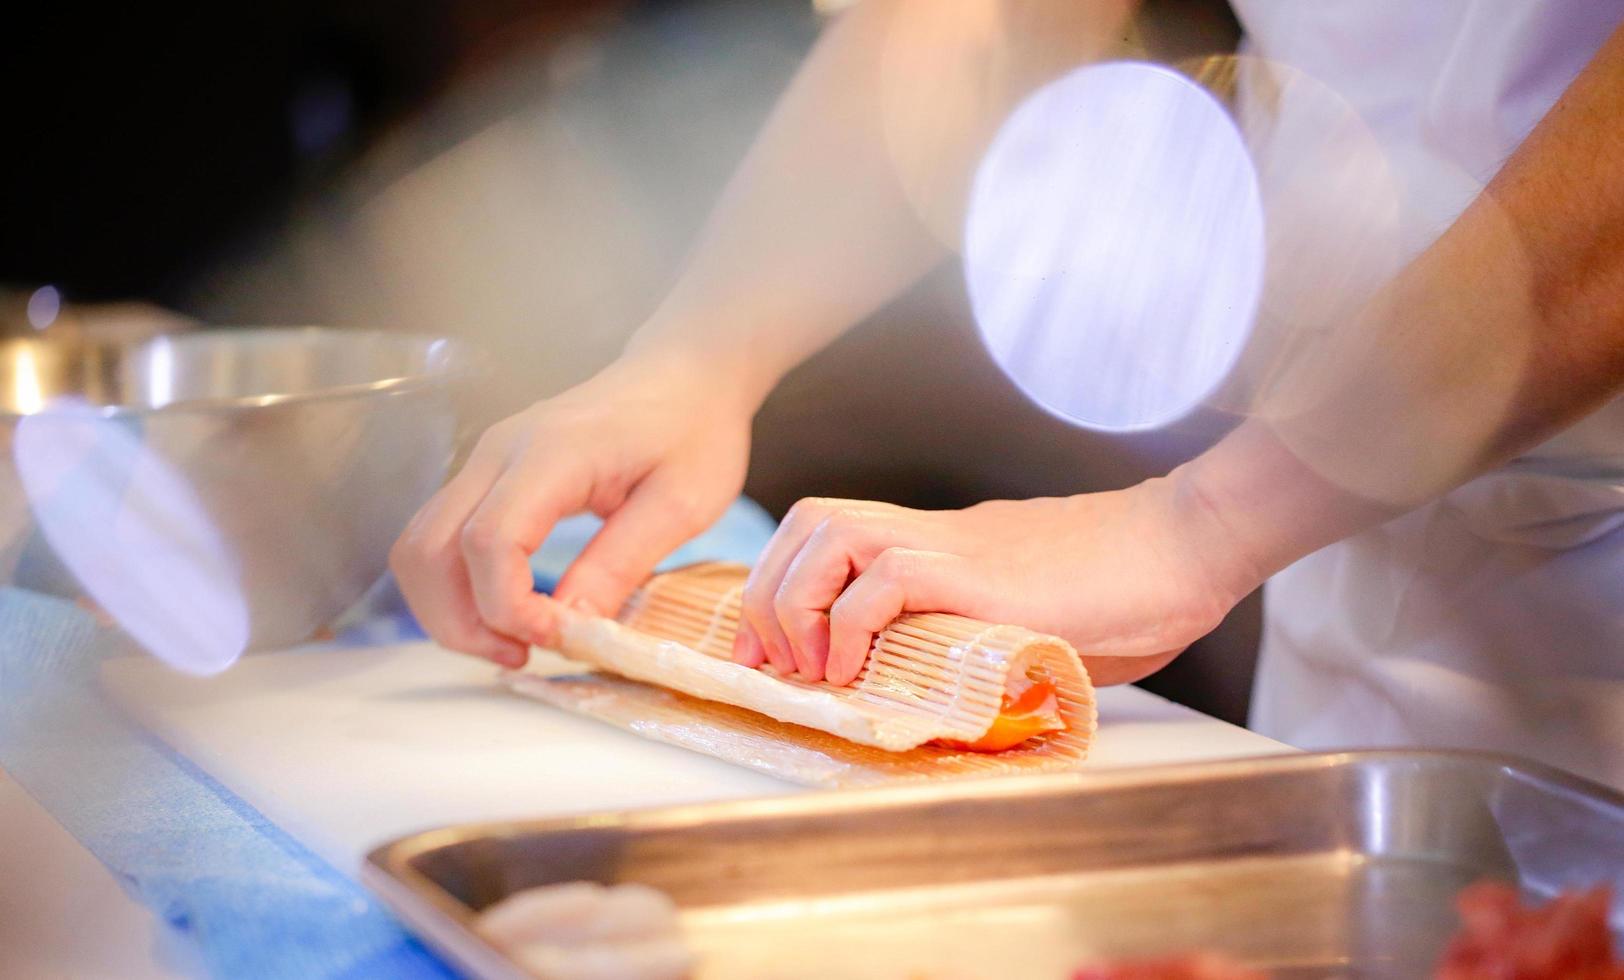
[100,642,1290,875]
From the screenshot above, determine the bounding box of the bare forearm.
[1185,22,1624,584]
[629,2,941,405]
[628,0,1133,407]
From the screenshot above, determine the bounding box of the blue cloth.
[0,498,776,978]
[0,589,453,980]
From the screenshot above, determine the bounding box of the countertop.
[14,639,1290,977]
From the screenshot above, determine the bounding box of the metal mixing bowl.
[1,326,477,669]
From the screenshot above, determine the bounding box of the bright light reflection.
[146,337,175,407]
[12,345,44,415]
[14,398,249,675]
[963,61,1265,431]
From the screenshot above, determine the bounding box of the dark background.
[3,1,631,303]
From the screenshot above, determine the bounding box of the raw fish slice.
[480,882,679,948]
[477,881,693,980]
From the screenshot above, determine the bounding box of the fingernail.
[566,596,602,617]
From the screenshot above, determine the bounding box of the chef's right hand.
[390,352,754,667]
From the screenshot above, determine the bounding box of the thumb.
[552,472,722,619]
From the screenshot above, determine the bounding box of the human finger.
[825,547,984,685]
[553,468,727,619]
[391,443,531,665]
[736,497,838,674]
[771,511,917,680]
[460,453,589,646]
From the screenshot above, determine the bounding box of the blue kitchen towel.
[0,590,458,980]
[0,497,776,979]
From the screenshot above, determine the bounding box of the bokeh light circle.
[964,61,1265,431]
[14,398,249,675]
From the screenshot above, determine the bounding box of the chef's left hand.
[732,471,1266,686]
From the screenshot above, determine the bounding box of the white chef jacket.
[1230,0,1624,788]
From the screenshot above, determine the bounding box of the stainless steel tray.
[364,751,1623,979]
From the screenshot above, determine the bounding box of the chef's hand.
[732,472,1265,686]
[391,353,753,667]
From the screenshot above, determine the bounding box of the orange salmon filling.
[937,669,1066,752]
